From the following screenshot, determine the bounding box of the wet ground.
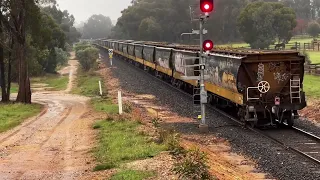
[0,55,99,180]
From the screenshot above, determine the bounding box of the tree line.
[87,0,320,49]
[0,0,81,104]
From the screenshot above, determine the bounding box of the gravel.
[295,118,320,137]
[100,49,320,180]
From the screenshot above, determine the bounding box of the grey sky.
[56,0,132,25]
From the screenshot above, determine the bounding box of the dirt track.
[0,57,98,180]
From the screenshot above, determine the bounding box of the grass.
[110,169,156,180]
[91,97,119,114]
[10,83,18,93]
[307,51,320,64]
[31,74,68,91]
[304,75,320,98]
[0,103,42,133]
[93,119,166,171]
[71,69,117,113]
[72,70,101,97]
[0,83,18,95]
[73,68,166,173]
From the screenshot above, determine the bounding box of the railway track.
[106,50,320,167]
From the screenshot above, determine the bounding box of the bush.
[172,148,214,180]
[75,43,99,71]
[55,47,69,66]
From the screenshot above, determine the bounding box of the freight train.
[94,39,307,127]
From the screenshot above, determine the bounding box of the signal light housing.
[200,0,214,13]
[203,40,214,51]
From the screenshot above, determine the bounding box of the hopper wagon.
[94,39,307,127]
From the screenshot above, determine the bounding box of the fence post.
[99,80,102,96]
[118,91,123,114]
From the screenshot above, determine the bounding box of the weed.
[106,116,114,121]
[94,163,116,171]
[123,102,133,113]
[93,123,102,129]
[158,129,184,155]
[172,148,214,180]
[110,169,156,180]
[151,117,160,128]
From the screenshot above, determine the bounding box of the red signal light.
[203,40,214,51]
[200,0,214,13]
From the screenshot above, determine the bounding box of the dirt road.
[0,57,97,180]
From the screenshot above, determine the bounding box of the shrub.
[76,46,99,71]
[172,148,214,180]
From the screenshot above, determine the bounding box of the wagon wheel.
[257,81,270,94]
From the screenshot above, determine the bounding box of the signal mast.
[180,0,214,133]
[198,0,214,133]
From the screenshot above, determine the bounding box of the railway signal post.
[181,0,214,133]
[196,0,214,133]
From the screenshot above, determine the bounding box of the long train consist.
[94,39,307,127]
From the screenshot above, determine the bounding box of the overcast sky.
[56,0,132,25]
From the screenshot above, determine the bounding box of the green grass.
[0,83,18,95]
[31,74,68,91]
[289,37,314,44]
[72,70,101,97]
[91,97,118,114]
[10,83,18,93]
[0,103,42,133]
[307,51,320,64]
[110,170,156,180]
[93,119,166,171]
[71,70,116,113]
[304,75,320,98]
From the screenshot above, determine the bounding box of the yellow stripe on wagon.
[136,57,144,64]
[128,55,135,60]
[204,82,244,105]
[156,66,172,76]
[144,61,156,69]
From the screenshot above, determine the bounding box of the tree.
[238,1,297,49]
[139,17,162,41]
[42,5,81,44]
[293,18,308,35]
[0,0,74,103]
[82,14,113,39]
[273,5,297,43]
[307,21,320,38]
[0,0,42,103]
[109,0,249,44]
